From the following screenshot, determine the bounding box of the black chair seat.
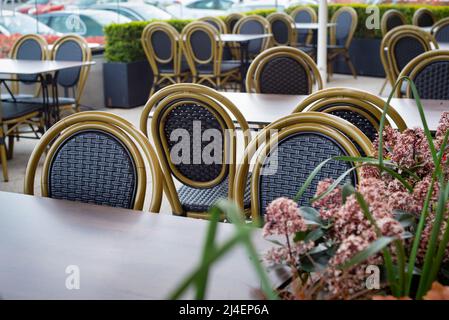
[4,96,75,105]
[159,61,190,74]
[197,61,241,75]
[1,93,34,101]
[295,46,315,55]
[178,173,251,213]
[1,101,43,121]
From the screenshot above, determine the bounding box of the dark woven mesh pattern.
[328,109,378,142]
[178,173,251,212]
[55,40,82,88]
[417,13,434,27]
[162,103,226,184]
[386,15,404,32]
[151,30,172,61]
[272,20,289,45]
[413,61,449,100]
[435,24,449,42]
[393,37,426,71]
[16,38,42,83]
[258,133,355,216]
[259,57,309,94]
[48,130,137,209]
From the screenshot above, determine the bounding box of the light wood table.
[294,23,336,30]
[0,191,281,300]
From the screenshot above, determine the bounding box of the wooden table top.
[221,92,449,131]
[0,59,95,75]
[294,23,336,30]
[0,191,277,300]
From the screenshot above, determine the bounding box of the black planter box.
[333,38,385,78]
[103,60,153,108]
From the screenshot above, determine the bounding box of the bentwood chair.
[225,12,244,34]
[233,15,272,59]
[381,9,407,37]
[327,6,358,80]
[293,88,407,143]
[142,22,190,97]
[24,111,163,212]
[396,50,449,100]
[233,112,372,222]
[139,83,251,219]
[267,12,296,47]
[381,26,437,92]
[199,16,228,33]
[431,17,449,43]
[2,34,48,102]
[246,46,323,95]
[290,6,317,46]
[181,22,240,90]
[413,8,435,28]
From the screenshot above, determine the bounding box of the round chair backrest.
[432,17,449,43]
[51,35,90,89]
[381,9,406,36]
[225,13,244,34]
[267,12,294,46]
[182,22,219,69]
[9,34,47,84]
[199,16,227,33]
[234,15,271,56]
[290,6,317,44]
[246,46,322,95]
[413,8,435,27]
[331,7,357,48]
[142,22,179,75]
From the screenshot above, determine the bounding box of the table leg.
[239,41,250,92]
[52,71,60,122]
[38,74,50,131]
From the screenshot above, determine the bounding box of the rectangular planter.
[103,60,153,108]
[333,37,385,78]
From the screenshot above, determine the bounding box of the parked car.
[165,0,236,19]
[37,9,132,36]
[0,10,59,36]
[229,0,317,13]
[16,0,64,15]
[90,2,172,21]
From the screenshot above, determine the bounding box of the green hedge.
[105,4,449,63]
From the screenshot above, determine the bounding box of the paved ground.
[0,74,386,213]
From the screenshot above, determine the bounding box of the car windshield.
[83,11,132,25]
[130,5,172,20]
[0,13,56,34]
[25,0,49,4]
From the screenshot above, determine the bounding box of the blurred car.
[65,0,130,10]
[0,10,59,36]
[37,9,132,36]
[229,0,317,13]
[91,2,172,21]
[17,0,64,15]
[165,0,235,19]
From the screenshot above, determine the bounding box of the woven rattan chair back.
[294,88,407,143]
[24,112,163,212]
[199,16,228,33]
[233,112,371,221]
[413,8,435,27]
[330,6,357,49]
[290,6,317,45]
[267,12,295,46]
[233,15,272,57]
[397,50,449,99]
[50,34,91,105]
[431,17,449,43]
[140,83,250,216]
[246,46,323,95]
[8,34,48,93]
[381,9,406,37]
[225,13,244,34]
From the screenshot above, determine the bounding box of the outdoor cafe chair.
[199,16,228,33]
[24,111,163,212]
[413,8,435,28]
[267,12,296,47]
[293,87,408,144]
[396,50,449,100]
[431,17,449,43]
[327,6,358,80]
[225,12,244,35]
[233,15,272,59]
[381,9,407,37]
[245,46,323,95]
[290,6,316,46]
[181,21,240,90]
[381,25,437,93]
[139,83,251,219]
[233,112,372,222]
[141,22,190,97]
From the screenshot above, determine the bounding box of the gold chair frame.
[233,112,372,222]
[233,15,272,58]
[267,12,296,46]
[293,87,407,132]
[289,6,317,46]
[24,111,163,212]
[245,46,323,94]
[199,16,228,33]
[181,21,239,89]
[396,50,449,98]
[139,83,250,218]
[142,22,189,97]
[431,17,449,39]
[381,9,407,37]
[412,8,435,27]
[225,12,244,34]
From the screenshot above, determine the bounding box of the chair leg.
[345,52,357,79]
[0,127,9,182]
[379,78,388,95]
[7,124,14,160]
